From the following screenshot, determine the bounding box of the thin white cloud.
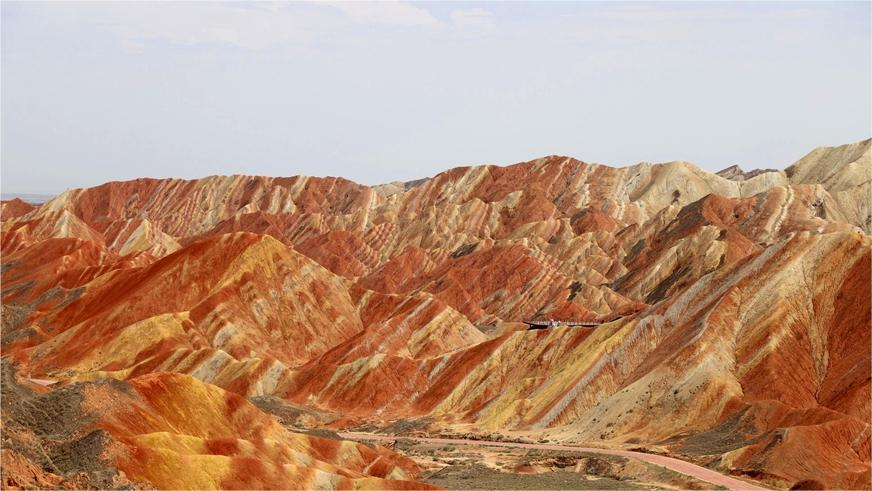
[330,1,440,28]
[48,1,444,51]
[586,4,828,23]
[450,8,496,32]
[589,5,744,23]
[105,2,333,50]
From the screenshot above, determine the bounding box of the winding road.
[338,432,769,491]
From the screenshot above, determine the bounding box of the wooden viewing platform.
[523,319,603,330]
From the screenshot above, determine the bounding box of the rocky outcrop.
[786,138,872,233]
[716,164,780,182]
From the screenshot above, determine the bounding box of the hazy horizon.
[3,1,870,195]
[2,135,871,198]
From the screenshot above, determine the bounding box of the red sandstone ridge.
[1,138,870,490]
[0,198,35,220]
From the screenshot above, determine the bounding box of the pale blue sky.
[2,1,870,194]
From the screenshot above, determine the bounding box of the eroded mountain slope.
[0,360,429,489]
[1,138,869,489]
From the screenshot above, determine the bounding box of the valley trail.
[339,432,770,491]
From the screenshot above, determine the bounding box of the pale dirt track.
[338,432,769,491]
[26,377,58,386]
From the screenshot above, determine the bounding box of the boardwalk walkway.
[523,319,603,329]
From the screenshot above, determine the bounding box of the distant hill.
[0,193,55,204]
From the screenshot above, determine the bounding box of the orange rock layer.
[2,138,870,489]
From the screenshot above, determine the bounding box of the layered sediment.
[2,139,869,489]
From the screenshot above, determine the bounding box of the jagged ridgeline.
[2,138,870,489]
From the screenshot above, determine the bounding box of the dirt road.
[26,377,58,386]
[338,432,769,491]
